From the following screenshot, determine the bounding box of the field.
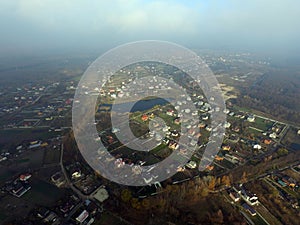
[43,148,61,164]
[0,128,58,149]
[22,177,65,206]
[0,166,14,183]
[251,117,274,131]
[282,126,300,150]
[94,212,126,225]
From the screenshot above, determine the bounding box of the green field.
[0,168,14,183]
[23,178,65,206]
[251,117,274,131]
[0,211,7,221]
[43,148,61,164]
[0,128,58,148]
[251,214,268,225]
[94,212,125,225]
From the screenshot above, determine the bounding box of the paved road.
[59,143,90,200]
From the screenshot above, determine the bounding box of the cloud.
[0,0,300,54]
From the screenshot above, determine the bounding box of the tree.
[142,198,151,210]
[121,189,132,203]
[277,148,288,157]
[208,176,216,190]
[221,175,231,186]
[241,171,247,183]
[131,198,141,209]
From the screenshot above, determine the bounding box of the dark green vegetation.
[0,128,57,149]
[235,69,300,126]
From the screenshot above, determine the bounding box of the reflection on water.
[98,98,170,113]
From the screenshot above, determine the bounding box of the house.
[154,182,162,189]
[205,126,212,132]
[10,181,31,198]
[19,173,31,181]
[174,117,181,125]
[170,130,179,137]
[232,127,240,132]
[201,114,209,121]
[269,132,277,139]
[215,155,224,161]
[162,138,170,145]
[277,180,287,187]
[186,161,197,169]
[281,175,297,188]
[37,208,50,219]
[93,187,109,203]
[0,156,7,162]
[60,202,74,215]
[28,140,41,149]
[76,210,89,223]
[223,108,230,114]
[71,171,82,179]
[224,154,239,164]
[177,166,185,172]
[115,158,125,168]
[188,128,196,136]
[264,139,272,145]
[162,126,169,132]
[228,134,240,143]
[40,142,48,147]
[184,108,191,114]
[222,145,231,151]
[247,115,255,122]
[228,112,235,117]
[166,109,175,116]
[190,139,197,147]
[206,165,214,171]
[111,127,120,133]
[224,122,231,128]
[253,144,262,150]
[242,203,256,216]
[141,114,149,122]
[51,172,65,187]
[198,122,206,128]
[242,189,259,205]
[192,110,198,116]
[43,211,58,223]
[168,141,179,150]
[233,184,259,205]
[229,191,240,202]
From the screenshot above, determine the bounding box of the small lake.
[290,143,300,151]
[98,98,170,113]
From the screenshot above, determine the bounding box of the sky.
[1,0,300,57]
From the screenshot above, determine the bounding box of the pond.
[290,143,300,151]
[98,97,170,113]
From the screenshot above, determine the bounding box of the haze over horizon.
[1,0,300,59]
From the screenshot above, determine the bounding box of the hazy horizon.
[1,0,300,59]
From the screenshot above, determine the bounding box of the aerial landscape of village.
[1,1,300,225]
[0,49,299,225]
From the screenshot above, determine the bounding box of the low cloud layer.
[1,0,300,55]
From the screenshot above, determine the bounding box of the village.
[0,60,299,225]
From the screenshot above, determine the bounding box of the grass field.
[0,168,14,183]
[251,117,274,131]
[0,211,7,222]
[43,148,61,164]
[0,128,58,148]
[23,178,65,206]
[94,212,125,225]
[251,214,269,225]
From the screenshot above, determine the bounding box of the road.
[59,143,90,200]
